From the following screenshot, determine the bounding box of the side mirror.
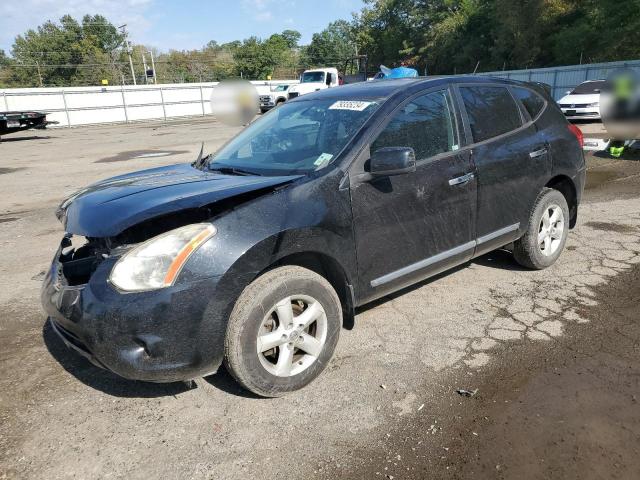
[369,147,416,176]
[326,74,332,86]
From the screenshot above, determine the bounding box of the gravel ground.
[1,119,639,479]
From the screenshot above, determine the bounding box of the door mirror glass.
[369,147,416,176]
[326,74,332,86]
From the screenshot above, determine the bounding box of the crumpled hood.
[58,163,301,237]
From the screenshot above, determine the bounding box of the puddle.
[584,221,637,234]
[95,149,189,163]
[0,167,26,175]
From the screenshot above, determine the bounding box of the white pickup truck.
[286,68,341,100]
[259,85,293,113]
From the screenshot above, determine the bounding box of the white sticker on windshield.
[314,153,334,167]
[329,100,375,111]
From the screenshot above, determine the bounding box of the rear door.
[455,84,551,255]
[349,87,476,303]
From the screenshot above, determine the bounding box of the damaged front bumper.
[41,238,229,383]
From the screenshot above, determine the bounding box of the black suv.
[42,76,585,396]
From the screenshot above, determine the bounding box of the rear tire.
[513,188,569,270]
[223,266,341,397]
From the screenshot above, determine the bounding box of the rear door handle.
[449,172,474,186]
[529,148,548,158]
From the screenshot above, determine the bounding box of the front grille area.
[559,103,590,109]
[59,236,108,286]
[259,95,272,103]
[563,111,598,116]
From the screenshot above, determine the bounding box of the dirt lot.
[1,119,639,479]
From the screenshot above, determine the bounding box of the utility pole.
[35,61,43,87]
[142,51,149,84]
[149,50,157,84]
[119,24,136,85]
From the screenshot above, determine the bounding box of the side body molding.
[370,223,520,288]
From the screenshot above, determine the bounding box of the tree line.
[1,0,639,88]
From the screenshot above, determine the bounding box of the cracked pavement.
[1,121,639,479]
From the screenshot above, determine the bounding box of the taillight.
[567,123,584,148]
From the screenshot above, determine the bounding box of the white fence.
[0,80,298,127]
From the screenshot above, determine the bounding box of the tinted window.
[372,90,458,160]
[460,86,522,142]
[512,87,546,119]
[571,81,605,95]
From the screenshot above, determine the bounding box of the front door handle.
[449,172,474,186]
[529,148,548,158]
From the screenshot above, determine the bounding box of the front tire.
[223,266,341,397]
[513,188,569,269]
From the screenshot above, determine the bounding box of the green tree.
[0,49,14,88]
[302,20,357,68]
[281,30,302,49]
[10,14,125,86]
[232,32,299,79]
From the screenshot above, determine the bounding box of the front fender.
[177,174,356,329]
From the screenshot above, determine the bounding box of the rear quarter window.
[512,87,546,119]
[459,86,522,143]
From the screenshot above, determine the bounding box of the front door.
[349,88,477,303]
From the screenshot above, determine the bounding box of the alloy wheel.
[538,204,565,256]
[256,295,328,377]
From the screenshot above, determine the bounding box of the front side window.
[512,87,546,119]
[372,90,459,160]
[460,86,522,143]
[208,99,380,176]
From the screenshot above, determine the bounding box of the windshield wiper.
[208,165,260,176]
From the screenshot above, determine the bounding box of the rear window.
[512,87,546,119]
[571,81,605,95]
[460,86,522,143]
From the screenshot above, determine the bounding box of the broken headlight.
[109,223,217,292]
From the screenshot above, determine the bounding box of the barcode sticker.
[329,100,375,111]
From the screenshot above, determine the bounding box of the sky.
[0,0,365,54]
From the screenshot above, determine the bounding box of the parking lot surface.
[1,119,639,479]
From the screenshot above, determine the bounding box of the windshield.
[571,81,606,95]
[208,99,380,176]
[301,71,326,83]
[274,85,289,91]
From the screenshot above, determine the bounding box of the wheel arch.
[266,251,356,330]
[545,175,578,228]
